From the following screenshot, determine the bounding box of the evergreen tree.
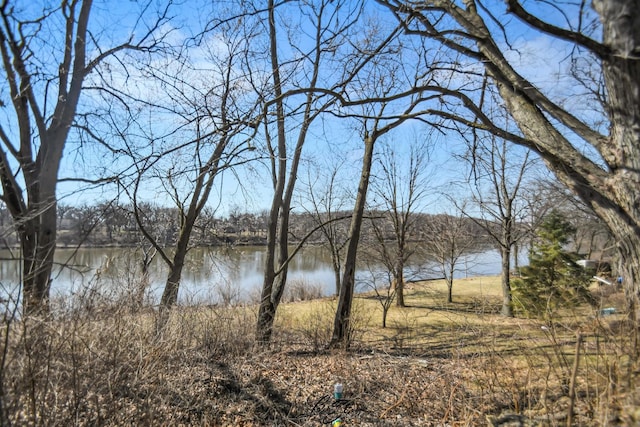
[513,210,594,318]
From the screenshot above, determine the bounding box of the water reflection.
[0,246,336,304]
[0,246,516,305]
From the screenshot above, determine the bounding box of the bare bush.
[214,279,242,307]
[0,288,260,426]
[1,279,638,425]
[283,278,324,303]
[292,301,336,352]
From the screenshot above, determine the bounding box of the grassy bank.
[1,276,638,426]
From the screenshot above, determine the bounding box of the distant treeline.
[0,203,493,249]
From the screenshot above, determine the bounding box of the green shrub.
[512,210,594,318]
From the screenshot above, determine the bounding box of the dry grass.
[1,276,639,426]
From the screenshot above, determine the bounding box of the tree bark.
[500,245,513,317]
[331,134,375,347]
[395,265,405,307]
[592,0,640,323]
[255,0,293,346]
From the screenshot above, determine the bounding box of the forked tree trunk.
[255,145,286,345]
[0,0,94,315]
[256,208,293,345]
[255,0,309,345]
[20,141,65,315]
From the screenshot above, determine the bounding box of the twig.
[567,333,583,426]
[380,387,407,419]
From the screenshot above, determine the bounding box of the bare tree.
[0,1,170,314]
[461,136,535,316]
[121,17,259,313]
[330,15,446,348]
[359,260,397,328]
[300,161,352,296]
[331,96,432,347]
[253,0,372,345]
[378,0,640,320]
[369,139,432,307]
[422,212,478,304]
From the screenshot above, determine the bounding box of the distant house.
[577,259,612,276]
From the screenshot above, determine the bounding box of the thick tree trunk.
[331,135,375,347]
[21,147,63,315]
[21,202,57,316]
[256,177,290,344]
[601,211,640,324]
[256,252,278,345]
[592,0,640,325]
[0,2,93,315]
[256,209,292,345]
[160,260,184,308]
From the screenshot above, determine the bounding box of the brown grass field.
[2,276,639,426]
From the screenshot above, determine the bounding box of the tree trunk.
[0,1,94,315]
[395,264,405,307]
[447,263,455,303]
[21,146,64,315]
[255,180,283,345]
[256,267,278,344]
[255,0,314,345]
[134,247,155,309]
[331,135,375,347]
[601,213,640,324]
[500,245,513,317]
[592,0,640,326]
[21,202,57,316]
[331,250,342,296]
[160,260,184,308]
[159,193,204,308]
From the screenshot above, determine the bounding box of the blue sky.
[5,0,606,219]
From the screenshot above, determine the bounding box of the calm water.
[0,246,511,305]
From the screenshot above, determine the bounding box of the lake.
[0,246,514,305]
